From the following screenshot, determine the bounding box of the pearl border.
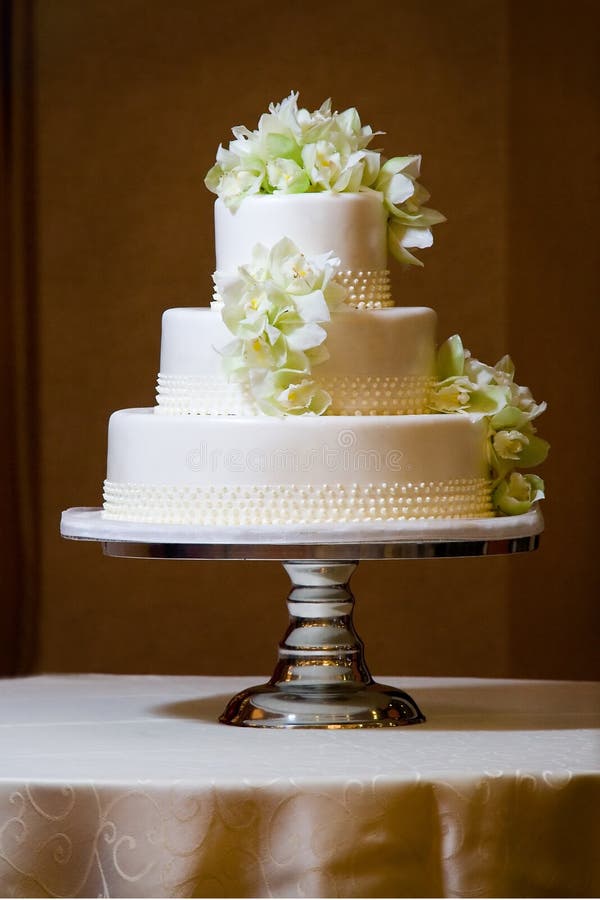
[337,269,393,308]
[155,374,435,417]
[103,478,494,525]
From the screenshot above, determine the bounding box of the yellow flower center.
[252,339,262,352]
[249,297,259,310]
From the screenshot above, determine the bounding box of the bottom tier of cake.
[103,409,494,525]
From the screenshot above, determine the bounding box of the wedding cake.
[102,93,548,527]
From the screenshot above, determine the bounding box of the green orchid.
[487,406,550,476]
[463,351,547,421]
[492,429,531,461]
[490,427,549,472]
[429,376,509,416]
[431,334,550,514]
[493,472,545,516]
[430,337,510,415]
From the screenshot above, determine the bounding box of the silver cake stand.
[61,507,543,729]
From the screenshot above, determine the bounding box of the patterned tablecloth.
[0,675,599,898]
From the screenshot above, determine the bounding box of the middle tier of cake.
[103,409,494,525]
[156,306,437,416]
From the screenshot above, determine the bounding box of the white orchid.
[213,238,346,415]
[205,164,264,211]
[376,156,446,266]
[254,370,332,417]
[266,158,310,194]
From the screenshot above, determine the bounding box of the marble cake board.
[61,505,543,552]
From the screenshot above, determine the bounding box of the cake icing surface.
[102,92,549,525]
[215,193,389,284]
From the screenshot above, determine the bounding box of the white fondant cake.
[104,191,492,523]
[215,194,390,303]
[101,94,548,525]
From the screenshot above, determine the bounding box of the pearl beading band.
[324,375,434,415]
[212,269,393,311]
[103,478,494,525]
[156,375,257,416]
[155,374,435,417]
[336,269,393,308]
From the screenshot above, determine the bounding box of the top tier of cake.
[215,192,389,307]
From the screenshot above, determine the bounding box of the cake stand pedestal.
[61,507,543,729]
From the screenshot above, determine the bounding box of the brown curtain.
[1,0,38,674]
[2,0,599,679]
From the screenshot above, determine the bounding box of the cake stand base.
[220,561,424,728]
[221,682,424,728]
[60,507,543,729]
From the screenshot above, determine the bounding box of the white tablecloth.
[0,675,598,898]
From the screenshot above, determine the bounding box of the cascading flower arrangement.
[212,237,347,416]
[429,335,549,514]
[205,91,445,267]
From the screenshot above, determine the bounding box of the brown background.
[2,0,599,679]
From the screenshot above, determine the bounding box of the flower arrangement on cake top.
[429,335,549,514]
[205,91,445,267]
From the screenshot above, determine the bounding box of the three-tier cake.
[102,93,548,527]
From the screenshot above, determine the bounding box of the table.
[1,675,599,898]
